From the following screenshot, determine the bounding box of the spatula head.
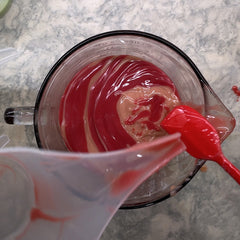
[160,105,222,160]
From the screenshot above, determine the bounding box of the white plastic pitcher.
[0,133,185,240]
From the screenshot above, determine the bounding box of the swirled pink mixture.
[59,55,180,152]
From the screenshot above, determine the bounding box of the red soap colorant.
[30,208,70,222]
[232,85,240,101]
[111,170,142,196]
[59,55,179,152]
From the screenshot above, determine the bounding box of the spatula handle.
[216,154,240,185]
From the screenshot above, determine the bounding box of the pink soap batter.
[59,55,180,152]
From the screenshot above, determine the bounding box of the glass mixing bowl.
[4,30,235,208]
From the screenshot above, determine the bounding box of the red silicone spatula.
[160,105,240,185]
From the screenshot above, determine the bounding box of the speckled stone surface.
[0,0,240,239]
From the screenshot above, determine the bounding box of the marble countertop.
[0,0,240,239]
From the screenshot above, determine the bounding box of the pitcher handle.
[4,107,34,125]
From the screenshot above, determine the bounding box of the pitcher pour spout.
[0,133,185,240]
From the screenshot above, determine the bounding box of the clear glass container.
[4,30,235,208]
